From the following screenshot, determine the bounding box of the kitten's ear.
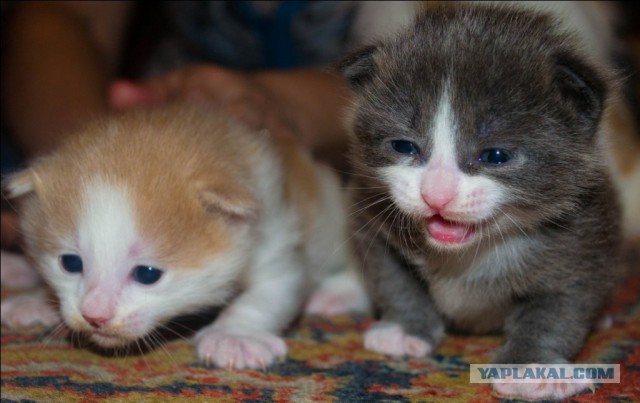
[336,44,379,90]
[199,184,259,222]
[4,169,38,199]
[553,53,608,132]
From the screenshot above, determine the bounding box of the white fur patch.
[379,87,506,225]
[379,165,425,216]
[195,327,288,369]
[492,367,593,400]
[78,180,140,281]
[429,276,509,333]
[52,178,249,344]
[364,321,432,358]
[425,234,534,332]
[431,87,458,168]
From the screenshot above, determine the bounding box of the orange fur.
[10,104,331,271]
[3,102,366,368]
[605,102,640,239]
[607,96,640,176]
[14,105,271,269]
[272,135,322,240]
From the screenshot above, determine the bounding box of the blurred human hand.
[108,65,297,140]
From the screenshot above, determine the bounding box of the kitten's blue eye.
[479,149,511,165]
[391,140,420,156]
[132,266,163,285]
[60,254,83,274]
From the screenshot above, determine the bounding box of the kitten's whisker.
[496,207,529,239]
[347,193,393,219]
[471,222,484,269]
[315,194,395,277]
[398,213,420,260]
[363,204,397,264]
[152,331,180,367]
[41,322,68,347]
[493,215,507,246]
[136,339,151,369]
[487,222,496,267]
[387,206,408,258]
[341,185,389,191]
[309,193,395,276]
[158,322,193,344]
[395,213,409,258]
[331,169,385,182]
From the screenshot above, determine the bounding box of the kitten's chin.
[85,329,142,349]
[90,333,133,348]
[425,215,477,246]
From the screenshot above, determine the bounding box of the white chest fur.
[426,235,534,333]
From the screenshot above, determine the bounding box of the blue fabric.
[148,1,358,74]
[1,129,24,176]
[235,1,309,69]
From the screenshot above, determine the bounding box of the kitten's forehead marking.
[430,86,457,168]
[78,180,139,279]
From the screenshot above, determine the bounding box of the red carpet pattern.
[2,253,638,402]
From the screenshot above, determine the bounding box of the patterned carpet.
[1,249,638,402]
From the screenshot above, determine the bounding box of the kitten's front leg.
[357,235,444,358]
[194,263,306,369]
[1,288,60,328]
[492,293,601,400]
[0,251,57,328]
[1,250,40,289]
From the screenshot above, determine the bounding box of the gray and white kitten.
[338,3,621,400]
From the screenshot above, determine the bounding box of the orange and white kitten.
[1,104,367,369]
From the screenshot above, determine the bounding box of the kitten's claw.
[364,321,432,358]
[1,292,60,328]
[195,328,287,369]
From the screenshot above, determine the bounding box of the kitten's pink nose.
[82,313,110,328]
[81,286,116,329]
[421,167,459,212]
[422,189,455,212]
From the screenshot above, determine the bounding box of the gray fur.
[339,4,621,364]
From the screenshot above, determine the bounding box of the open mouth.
[425,215,476,245]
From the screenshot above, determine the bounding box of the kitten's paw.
[195,329,287,369]
[364,321,431,358]
[0,250,40,289]
[305,270,370,316]
[1,293,60,328]
[492,379,593,400]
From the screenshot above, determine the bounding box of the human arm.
[1,1,133,158]
[252,69,351,163]
[109,65,352,166]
